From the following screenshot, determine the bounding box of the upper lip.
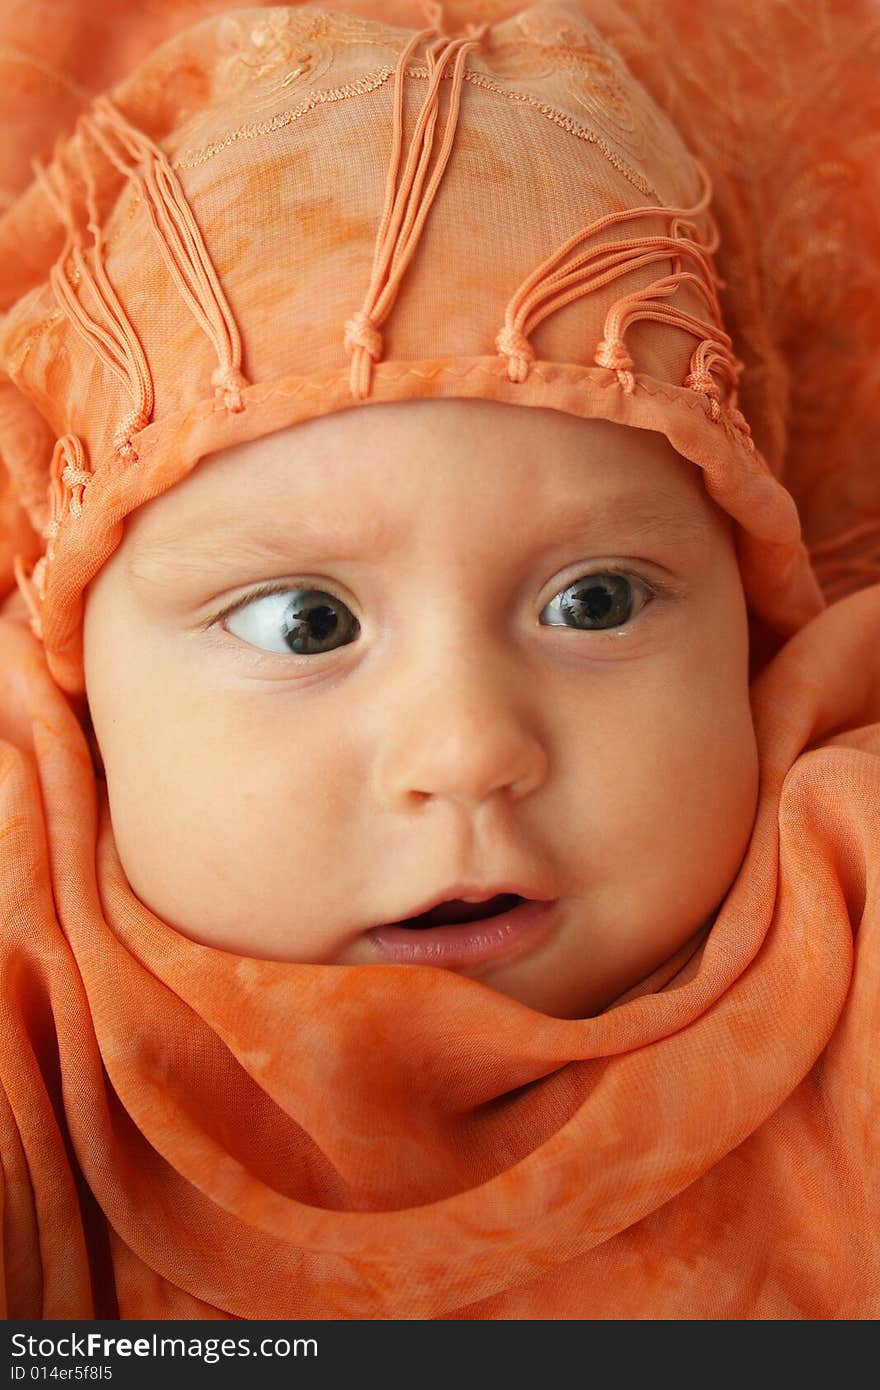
[376,881,556,929]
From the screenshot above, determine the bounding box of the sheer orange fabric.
[0,0,878,1319]
[1,585,877,1318]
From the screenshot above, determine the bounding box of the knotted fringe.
[82,96,248,414]
[13,434,91,640]
[33,147,154,461]
[494,163,752,446]
[344,19,489,400]
[19,94,250,641]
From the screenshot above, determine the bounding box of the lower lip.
[366,899,558,968]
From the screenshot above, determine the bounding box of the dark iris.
[281,590,359,655]
[556,573,635,630]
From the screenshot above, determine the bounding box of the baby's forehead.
[163,400,710,509]
[120,402,726,581]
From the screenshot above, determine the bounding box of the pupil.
[563,574,631,627]
[284,594,342,653]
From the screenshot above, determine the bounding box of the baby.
[0,0,877,1323]
[84,401,757,1019]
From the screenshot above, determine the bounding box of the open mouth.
[367,892,557,968]
[397,893,526,929]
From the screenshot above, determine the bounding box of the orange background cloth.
[0,0,878,1319]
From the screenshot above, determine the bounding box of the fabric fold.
[1,583,877,1318]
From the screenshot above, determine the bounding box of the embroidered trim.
[450,68,655,197]
[172,63,655,197]
[172,67,400,170]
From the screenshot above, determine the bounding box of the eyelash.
[202,565,680,655]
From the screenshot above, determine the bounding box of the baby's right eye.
[224,587,360,656]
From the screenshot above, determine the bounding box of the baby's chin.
[471,900,720,1018]
[333,895,720,1020]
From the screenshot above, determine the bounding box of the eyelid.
[541,562,683,608]
[203,566,684,622]
[200,580,352,633]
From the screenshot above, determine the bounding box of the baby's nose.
[372,656,549,811]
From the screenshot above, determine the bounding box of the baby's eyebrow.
[126,491,714,585]
[126,512,396,583]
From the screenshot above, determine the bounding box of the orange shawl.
[0,0,878,1320]
[1,586,878,1318]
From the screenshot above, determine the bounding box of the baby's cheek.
[615,667,757,885]
[668,696,758,893]
[672,601,756,811]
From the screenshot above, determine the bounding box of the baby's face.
[83,400,758,1018]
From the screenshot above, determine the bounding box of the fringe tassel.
[11,435,91,642]
[83,96,248,414]
[344,19,488,400]
[494,162,749,443]
[33,148,154,461]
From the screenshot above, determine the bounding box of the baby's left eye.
[539,571,651,631]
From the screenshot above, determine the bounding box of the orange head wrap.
[0,0,825,694]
